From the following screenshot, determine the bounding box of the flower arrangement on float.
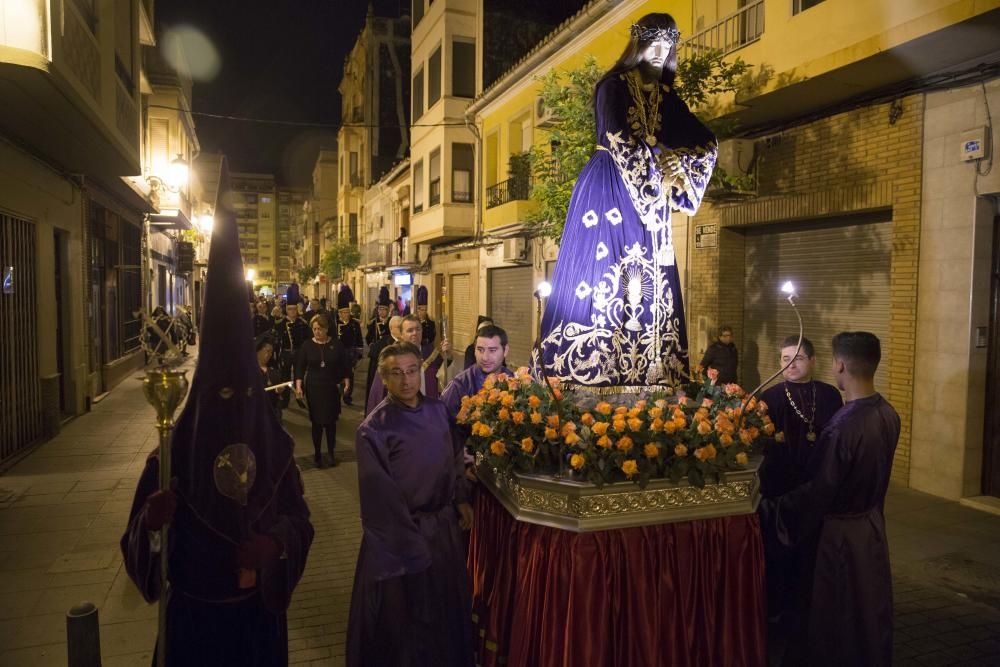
[457,366,777,488]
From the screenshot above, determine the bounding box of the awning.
[149,209,192,230]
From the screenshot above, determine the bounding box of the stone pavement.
[0,352,998,666]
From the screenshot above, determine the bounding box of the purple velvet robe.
[440,365,514,421]
[536,70,716,388]
[346,396,473,666]
[121,452,313,666]
[365,351,445,415]
[761,393,900,667]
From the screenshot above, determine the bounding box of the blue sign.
[2,266,12,294]
[965,139,981,152]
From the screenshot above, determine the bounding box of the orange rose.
[565,432,581,446]
[621,460,638,478]
[739,430,753,446]
[672,417,687,430]
[672,408,686,421]
[592,421,609,436]
[521,437,535,453]
[697,420,712,436]
[627,407,642,419]
[501,393,515,408]
[544,427,558,440]
[570,453,585,470]
[528,395,541,409]
[643,443,659,459]
[674,444,688,457]
[663,420,678,434]
[560,421,577,436]
[490,440,506,456]
[595,401,613,415]
[613,419,627,434]
[616,436,634,451]
[775,431,786,443]
[547,414,560,429]
[627,417,643,432]
[651,417,665,431]
[580,413,595,427]
[457,407,469,422]
[735,452,749,465]
[634,400,647,410]
[719,433,734,448]
[757,400,769,415]
[694,444,717,461]
[596,435,612,449]
[747,398,758,411]
[530,411,543,425]
[498,408,510,421]
[694,408,709,422]
[615,406,629,416]
[648,406,664,420]
[763,422,775,436]
[482,377,496,390]
[512,411,525,425]
[471,409,483,421]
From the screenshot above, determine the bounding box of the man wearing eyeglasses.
[347,342,474,666]
[759,335,843,661]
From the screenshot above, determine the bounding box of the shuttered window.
[450,273,473,351]
[742,214,892,392]
[489,266,533,368]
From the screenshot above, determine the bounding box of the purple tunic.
[121,452,313,666]
[346,396,473,666]
[761,393,900,666]
[365,352,445,415]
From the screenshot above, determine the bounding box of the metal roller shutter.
[449,273,474,350]
[742,215,892,392]
[488,266,534,368]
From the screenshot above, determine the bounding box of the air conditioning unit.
[535,96,560,128]
[716,139,755,179]
[502,237,528,263]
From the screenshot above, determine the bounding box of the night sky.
[156,0,587,185]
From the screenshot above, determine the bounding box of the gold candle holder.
[141,368,189,667]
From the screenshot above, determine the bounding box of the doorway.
[983,213,1000,497]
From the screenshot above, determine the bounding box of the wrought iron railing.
[486,176,532,210]
[680,0,764,58]
[361,240,391,266]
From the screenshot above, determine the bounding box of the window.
[115,0,134,92]
[349,213,358,245]
[485,131,499,187]
[412,68,424,120]
[350,152,360,186]
[413,160,424,213]
[453,40,476,98]
[412,0,423,26]
[452,144,473,203]
[428,46,442,107]
[429,149,441,207]
[792,0,826,13]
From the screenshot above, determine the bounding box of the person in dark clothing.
[256,334,287,422]
[335,285,364,406]
[415,285,437,358]
[253,301,274,338]
[364,287,394,403]
[274,300,310,409]
[761,331,900,667]
[700,325,738,384]
[295,314,351,468]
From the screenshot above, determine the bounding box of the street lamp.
[199,214,214,235]
[532,281,559,405]
[147,155,189,193]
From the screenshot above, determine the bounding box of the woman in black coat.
[294,314,351,467]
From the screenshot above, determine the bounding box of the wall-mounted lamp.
[147,155,190,193]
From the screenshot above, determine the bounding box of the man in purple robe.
[761,331,900,667]
[366,314,451,414]
[121,167,314,666]
[441,324,513,422]
[758,335,843,636]
[347,342,474,666]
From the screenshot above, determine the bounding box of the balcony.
[486,176,531,210]
[360,240,391,268]
[680,0,764,59]
[483,176,536,234]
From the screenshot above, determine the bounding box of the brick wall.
[685,95,924,484]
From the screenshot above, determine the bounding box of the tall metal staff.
[142,368,189,667]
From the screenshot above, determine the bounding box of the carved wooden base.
[476,456,761,533]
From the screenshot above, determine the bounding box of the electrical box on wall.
[959,127,990,161]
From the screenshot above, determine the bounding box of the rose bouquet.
[457,367,775,488]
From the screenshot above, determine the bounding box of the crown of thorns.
[630,24,680,43]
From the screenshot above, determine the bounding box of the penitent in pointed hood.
[170,168,296,546]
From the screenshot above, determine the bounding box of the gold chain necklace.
[625,69,662,147]
[783,381,817,442]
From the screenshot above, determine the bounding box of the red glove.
[237,533,282,570]
[144,487,177,531]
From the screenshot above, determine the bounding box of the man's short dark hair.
[719,325,733,336]
[401,314,421,328]
[832,332,881,378]
[476,325,508,347]
[781,335,815,358]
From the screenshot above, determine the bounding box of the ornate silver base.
[477,457,761,533]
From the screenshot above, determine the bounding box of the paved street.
[0,350,999,666]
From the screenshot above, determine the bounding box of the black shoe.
[329,454,339,467]
[314,454,323,468]
[343,398,353,406]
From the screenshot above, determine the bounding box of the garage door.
[489,265,534,368]
[742,215,892,392]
